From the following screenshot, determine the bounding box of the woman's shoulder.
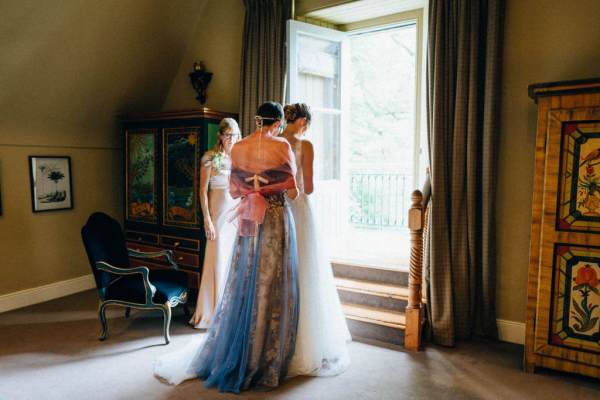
[299,138,314,152]
[271,136,290,145]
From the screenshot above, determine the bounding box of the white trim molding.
[496,318,526,345]
[0,274,95,314]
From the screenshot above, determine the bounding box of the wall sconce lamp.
[189,61,213,105]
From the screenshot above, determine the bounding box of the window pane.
[297,34,340,110]
[304,111,340,181]
[349,23,416,173]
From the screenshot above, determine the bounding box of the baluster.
[405,190,423,351]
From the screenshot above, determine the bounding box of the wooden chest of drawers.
[525,78,600,378]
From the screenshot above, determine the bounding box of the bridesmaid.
[154,102,300,393]
[190,118,241,329]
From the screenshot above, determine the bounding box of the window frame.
[343,8,425,189]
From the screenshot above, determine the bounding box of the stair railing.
[405,183,430,351]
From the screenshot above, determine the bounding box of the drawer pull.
[177,256,184,261]
[137,237,143,241]
[174,241,181,247]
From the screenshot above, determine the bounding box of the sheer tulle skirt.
[287,193,351,377]
[155,195,299,393]
[190,188,238,329]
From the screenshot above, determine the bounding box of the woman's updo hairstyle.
[284,103,312,124]
[256,101,284,127]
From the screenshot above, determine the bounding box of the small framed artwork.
[29,156,73,212]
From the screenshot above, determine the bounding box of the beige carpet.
[0,290,599,400]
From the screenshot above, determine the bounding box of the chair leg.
[98,302,109,341]
[161,303,172,345]
[125,307,131,318]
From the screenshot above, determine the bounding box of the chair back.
[81,212,130,297]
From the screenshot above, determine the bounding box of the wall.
[161,0,349,114]
[0,0,205,296]
[496,0,600,322]
[296,0,356,16]
[162,0,244,113]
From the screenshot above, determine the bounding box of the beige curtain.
[426,0,504,346]
[239,0,292,134]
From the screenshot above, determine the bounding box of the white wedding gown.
[286,139,351,377]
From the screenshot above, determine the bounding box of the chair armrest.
[127,248,178,269]
[96,261,156,304]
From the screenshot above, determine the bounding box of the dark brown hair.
[284,103,312,124]
[256,101,284,126]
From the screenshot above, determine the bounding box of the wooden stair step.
[335,277,408,299]
[332,262,408,286]
[341,303,405,329]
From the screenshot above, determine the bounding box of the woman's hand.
[287,187,299,200]
[204,220,216,241]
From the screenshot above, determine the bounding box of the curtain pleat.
[239,0,292,134]
[426,0,504,346]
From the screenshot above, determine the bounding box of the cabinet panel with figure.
[163,127,201,229]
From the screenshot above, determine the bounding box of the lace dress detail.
[286,139,351,377]
[203,150,232,189]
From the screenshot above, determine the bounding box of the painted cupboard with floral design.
[526,78,600,378]
[120,109,237,288]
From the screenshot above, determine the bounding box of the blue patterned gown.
[154,160,300,393]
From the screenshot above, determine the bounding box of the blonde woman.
[190,118,241,329]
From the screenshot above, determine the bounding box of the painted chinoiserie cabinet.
[120,108,237,288]
[526,78,600,378]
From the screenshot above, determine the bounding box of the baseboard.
[0,277,528,345]
[0,274,95,313]
[496,318,525,345]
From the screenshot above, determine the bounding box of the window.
[287,10,424,268]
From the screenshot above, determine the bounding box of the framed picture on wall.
[28,156,73,212]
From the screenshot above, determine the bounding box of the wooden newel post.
[405,190,423,351]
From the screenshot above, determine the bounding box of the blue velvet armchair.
[81,212,189,344]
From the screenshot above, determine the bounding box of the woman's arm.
[199,155,215,240]
[301,140,314,195]
[284,141,299,200]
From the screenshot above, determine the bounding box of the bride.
[281,103,351,377]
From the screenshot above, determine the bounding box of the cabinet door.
[163,127,202,229]
[535,108,600,365]
[206,120,220,150]
[125,128,158,224]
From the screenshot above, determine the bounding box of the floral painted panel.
[127,130,157,223]
[163,128,200,228]
[550,244,600,353]
[557,122,600,232]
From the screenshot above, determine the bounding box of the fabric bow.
[234,174,270,237]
